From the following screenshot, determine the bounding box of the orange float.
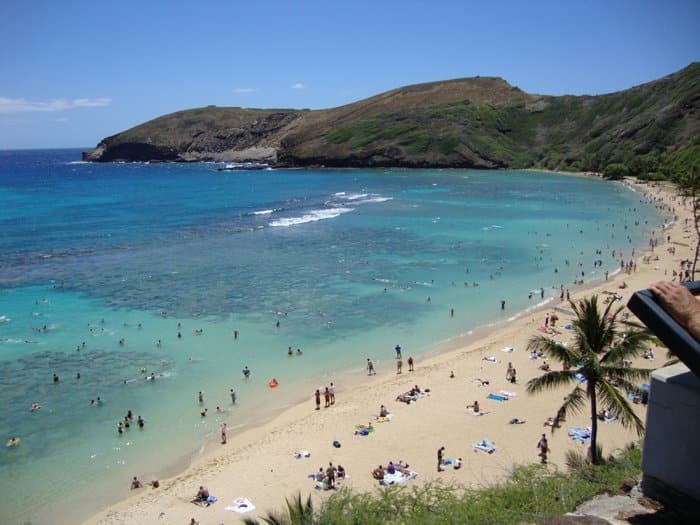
[268,378,279,388]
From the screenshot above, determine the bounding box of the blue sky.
[1,0,698,149]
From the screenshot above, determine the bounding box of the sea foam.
[269,207,354,227]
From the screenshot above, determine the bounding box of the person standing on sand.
[395,344,402,358]
[367,358,376,376]
[437,446,445,472]
[315,389,321,410]
[230,388,236,404]
[221,423,227,444]
[396,358,402,374]
[324,387,331,408]
[329,382,335,405]
[326,462,337,489]
[537,433,549,464]
[408,356,414,371]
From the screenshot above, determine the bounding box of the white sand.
[83,178,690,525]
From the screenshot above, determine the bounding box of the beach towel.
[473,439,496,453]
[225,497,256,514]
[293,450,311,459]
[376,414,393,422]
[483,356,497,362]
[574,373,587,383]
[354,423,375,434]
[501,346,515,353]
[487,393,507,402]
[568,427,591,443]
[467,407,488,416]
[500,390,516,397]
[380,470,417,485]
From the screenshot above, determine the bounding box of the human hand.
[649,281,700,340]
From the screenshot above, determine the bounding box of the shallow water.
[0,150,666,524]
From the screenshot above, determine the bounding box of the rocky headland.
[84,63,699,174]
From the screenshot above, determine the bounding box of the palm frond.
[603,365,651,384]
[526,335,578,364]
[602,330,654,364]
[286,492,314,525]
[597,381,645,436]
[526,369,578,394]
[551,385,586,430]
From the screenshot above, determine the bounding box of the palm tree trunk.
[589,383,599,464]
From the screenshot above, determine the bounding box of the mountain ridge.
[84,64,700,175]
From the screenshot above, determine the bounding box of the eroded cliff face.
[84,64,700,172]
[84,109,301,162]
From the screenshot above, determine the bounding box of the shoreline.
[79,176,689,525]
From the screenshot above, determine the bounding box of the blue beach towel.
[473,439,496,453]
[487,393,507,402]
[568,427,591,443]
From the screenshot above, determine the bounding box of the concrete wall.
[642,362,700,509]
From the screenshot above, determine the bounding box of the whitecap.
[338,193,369,201]
[252,209,277,216]
[353,196,393,205]
[270,207,354,227]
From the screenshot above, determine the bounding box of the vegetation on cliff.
[85,63,699,179]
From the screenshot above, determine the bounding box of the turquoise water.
[0,150,666,524]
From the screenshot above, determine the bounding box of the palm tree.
[242,492,314,525]
[526,295,652,464]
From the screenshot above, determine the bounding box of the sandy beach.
[83,177,690,525]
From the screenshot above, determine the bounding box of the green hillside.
[85,63,700,178]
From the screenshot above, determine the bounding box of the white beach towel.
[500,390,517,397]
[225,497,256,514]
[293,450,311,459]
[501,346,515,353]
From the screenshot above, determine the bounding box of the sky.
[0,0,698,149]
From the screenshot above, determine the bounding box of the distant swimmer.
[288,346,293,356]
[30,402,41,411]
[242,366,250,379]
[137,416,145,428]
[230,389,236,404]
[6,436,20,447]
[198,391,204,404]
[53,373,59,383]
[296,348,303,355]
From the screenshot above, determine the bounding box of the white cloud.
[0,97,112,113]
[291,83,306,90]
[233,87,257,93]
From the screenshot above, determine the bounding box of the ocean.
[0,149,667,524]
